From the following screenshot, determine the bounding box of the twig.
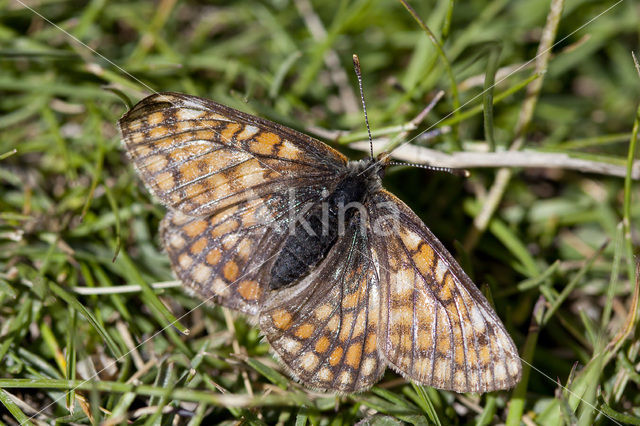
[72,280,181,295]
[349,140,640,179]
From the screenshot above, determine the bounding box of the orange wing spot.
[155,172,175,192]
[192,129,218,142]
[172,142,210,161]
[400,334,413,351]
[205,112,228,121]
[454,345,465,368]
[250,132,280,155]
[276,140,301,160]
[417,328,434,351]
[175,120,194,133]
[124,119,143,131]
[239,209,260,227]
[152,135,179,151]
[341,293,358,309]
[146,111,165,126]
[223,260,239,281]
[211,217,240,238]
[315,336,330,353]
[295,323,315,340]
[440,274,454,302]
[170,192,182,204]
[179,163,202,185]
[345,343,362,369]
[144,155,169,173]
[364,333,377,354]
[352,311,366,338]
[212,181,233,201]
[184,183,209,205]
[220,122,241,142]
[466,346,478,364]
[329,347,343,366]
[437,333,451,355]
[190,237,208,255]
[338,313,354,341]
[148,126,169,139]
[206,247,222,266]
[326,315,339,332]
[131,143,152,157]
[271,309,293,330]
[208,171,228,190]
[183,219,208,238]
[127,129,147,145]
[231,159,264,188]
[198,119,222,129]
[414,243,435,276]
[237,280,261,301]
[257,131,281,146]
[479,344,491,366]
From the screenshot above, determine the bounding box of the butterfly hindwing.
[160,186,329,315]
[367,190,522,393]
[259,212,386,392]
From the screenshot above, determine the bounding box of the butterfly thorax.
[268,157,386,290]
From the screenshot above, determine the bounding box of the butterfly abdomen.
[268,168,372,290]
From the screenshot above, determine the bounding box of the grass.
[1,0,639,424]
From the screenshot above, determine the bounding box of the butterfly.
[118,91,522,393]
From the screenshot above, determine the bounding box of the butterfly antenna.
[388,161,470,177]
[353,54,374,159]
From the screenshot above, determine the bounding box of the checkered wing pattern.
[119,92,347,216]
[120,91,522,394]
[368,190,522,393]
[159,187,324,314]
[259,213,386,392]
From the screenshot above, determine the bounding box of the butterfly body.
[270,157,383,290]
[119,92,522,393]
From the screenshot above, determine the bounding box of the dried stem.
[349,140,640,179]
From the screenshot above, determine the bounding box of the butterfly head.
[374,152,391,179]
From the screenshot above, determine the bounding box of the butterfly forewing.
[367,190,522,392]
[119,92,347,216]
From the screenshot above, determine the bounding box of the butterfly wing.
[119,92,348,216]
[160,184,330,315]
[367,190,522,393]
[258,212,386,392]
